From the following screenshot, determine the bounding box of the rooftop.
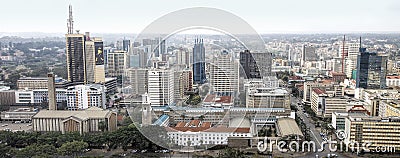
[32,107,113,120]
[312,88,326,95]
[387,76,400,79]
[277,118,303,137]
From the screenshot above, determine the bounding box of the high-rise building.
[356,50,388,89]
[174,69,193,101]
[192,39,206,84]
[65,6,105,84]
[122,39,130,53]
[130,47,148,68]
[124,68,148,96]
[106,51,128,77]
[240,50,260,79]
[301,44,318,66]
[251,52,272,77]
[209,50,239,96]
[93,38,105,83]
[147,68,174,106]
[175,48,190,67]
[154,39,166,58]
[66,33,85,84]
[339,41,361,78]
[66,84,106,110]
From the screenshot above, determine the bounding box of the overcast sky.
[1,0,400,34]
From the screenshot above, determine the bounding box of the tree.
[57,141,88,157]
[0,143,14,158]
[16,144,56,158]
[218,147,246,158]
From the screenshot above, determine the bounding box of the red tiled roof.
[203,94,216,103]
[188,120,201,127]
[387,76,400,79]
[312,88,325,95]
[331,72,346,76]
[215,96,232,104]
[166,126,250,133]
[201,122,211,127]
[176,122,186,127]
[289,76,303,80]
[322,79,333,84]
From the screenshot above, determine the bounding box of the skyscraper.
[66,6,105,84]
[107,51,128,77]
[122,39,130,53]
[175,48,190,67]
[154,39,165,58]
[148,68,174,106]
[192,38,206,84]
[301,44,318,66]
[66,33,85,84]
[240,50,260,79]
[66,5,85,84]
[93,38,106,83]
[210,50,239,96]
[356,49,388,89]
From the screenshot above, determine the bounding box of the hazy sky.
[1,0,400,33]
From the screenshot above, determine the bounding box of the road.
[290,95,344,158]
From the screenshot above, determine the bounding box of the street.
[290,95,344,158]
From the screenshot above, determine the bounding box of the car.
[27,123,32,126]
[1,124,8,127]
[141,150,147,153]
[131,149,138,153]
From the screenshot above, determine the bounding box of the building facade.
[344,116,400,151]
[66,33,86,84]
[246,87,290,109]
[209,50,239,96]
[356,50,388,89]
[124,68,148,96]
[107,50,128,77]
[192,39,206,84]
[66,84,106,110]
[32,107,117,134]
[386,76,400,87]
[148,68,174,106]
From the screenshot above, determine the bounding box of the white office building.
[66,84,106,110]
[148,68,174,106]
[209,50,239,96]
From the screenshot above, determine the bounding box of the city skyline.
[1,0,400,34]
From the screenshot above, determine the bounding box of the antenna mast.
[67,5,74,34]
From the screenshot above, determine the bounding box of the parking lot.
[0,121,32,132]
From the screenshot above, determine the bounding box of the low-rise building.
[166,119,252,146]
[386,76,400,87]
[311,88,347,117]
[246,87,290,109]
[379,100,400,117]
[32,107,117,134]
[0,107,38,121]
[344,116,400,151]
[66,84,106,110]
